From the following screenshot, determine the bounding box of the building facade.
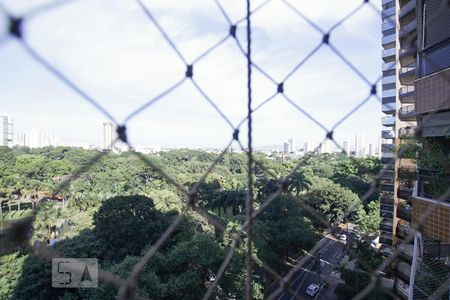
[102,122,114,151]
[380,0,450,298]
[0,114,14,147]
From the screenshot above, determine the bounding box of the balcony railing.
[399,46,416,66]
[380,221,393,232]
[399,104,415,121]
[398,126,417,138]
[397,261,412,281]
[380,233,393,245]
[399,85,415,103]
[399,0,416,18]
[382,61,396,71]
[380,170,395,181]
[383,33,396,45]
[399,46,416,58]
[382,116,395,127]
[398,186,413,200]
[397,166,416,180]
[397,244,413,262]
[382,6,396,18]
[417,168,450,201]
[380,195,394,205]
[382,143,395,153]
[382,103,396,114]
[381,203,394,213]
[383,164,395,170]
[382,130,395,139]
[382,88,396,99]
[399,63,416,84]
[380,245,393,255]
[382,20,395,33]
[381,157,395,165]
[397,202,412,222]
[399,20,417,38]
[380,210,394,220]
[382,74,396,85]
[395,279,409,300]
[396,222,414,240]
[380,182,395,193]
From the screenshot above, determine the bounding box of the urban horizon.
[1,114,381,156]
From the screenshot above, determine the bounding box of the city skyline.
[1,114,382,154]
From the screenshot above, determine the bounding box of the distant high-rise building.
[318,140,331,154]
[0,114,14,147]
[354,134,365,157]
[283,142,289,154]
[368,143,374,157]
[41,131,60,147]
[343,141,349,156]
[287,138,295,153]
[14,132,26,147]
[27,127,41,148]
[303,142,311,154]
[102,122,114,150]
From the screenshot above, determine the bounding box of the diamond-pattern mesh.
[0,0,449,299]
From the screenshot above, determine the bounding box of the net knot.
[229,25,237,38]
[185,64,193,78]
[116,125,127,143]
[277,82,284,94]
[9,17,23,38]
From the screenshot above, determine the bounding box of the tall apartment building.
[287,138,296,153]
[27,127,42,148]
[102,122,115,151]
[0,114,14,147]
[283,142,290,154]
[379,0,400,251]
[380,1,450,298]
[343,141,349,156]
[354,134,366,157]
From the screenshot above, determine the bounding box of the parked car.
[339,234,347,241]
[306,283,320,296]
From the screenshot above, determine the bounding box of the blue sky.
[0,0,382,149]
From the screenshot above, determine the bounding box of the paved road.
[278,236,346,300]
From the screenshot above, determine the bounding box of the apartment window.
[422,0,450,48]
[419,0,450,76]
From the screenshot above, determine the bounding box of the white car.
[339,234,347,241]
[306,283,320,296]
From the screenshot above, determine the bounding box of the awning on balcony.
[421,110,450,137]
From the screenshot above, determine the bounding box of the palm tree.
[288,170,312,197]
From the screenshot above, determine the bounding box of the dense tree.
[335,268,391,300]
[0,252,26,299]
[93,195,172,261]
[356,200,382,237]
[287,169,312,197]
[255,177,279,200]
[260,196,319,260]
[0,147,383,299]
[301,177,360,224]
